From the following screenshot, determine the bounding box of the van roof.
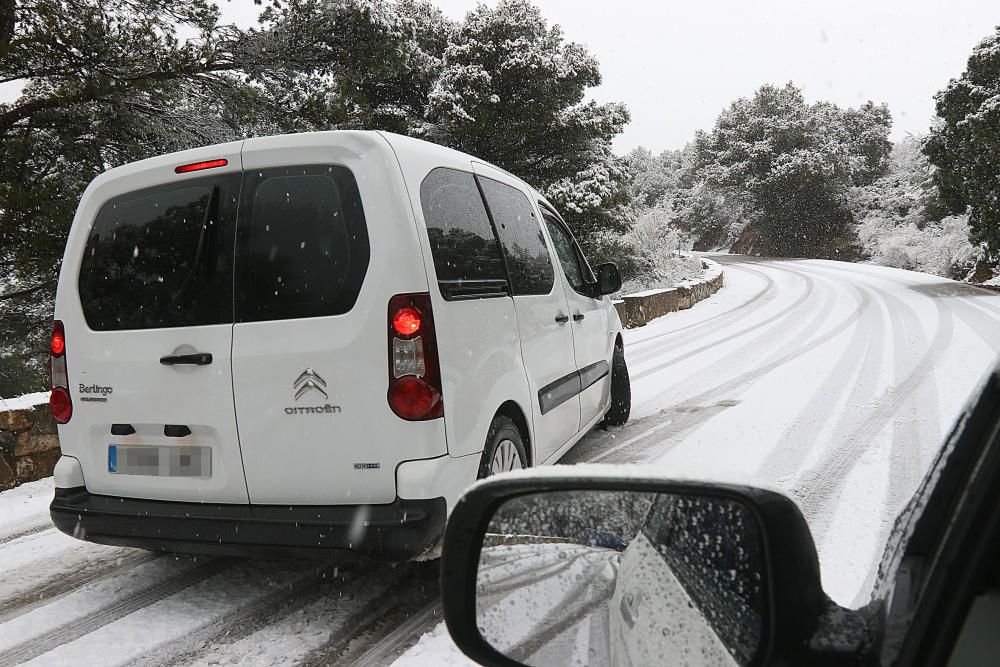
[87,129,550,209]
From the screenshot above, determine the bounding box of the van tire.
[603,345,631,427]
[478,415,527,479]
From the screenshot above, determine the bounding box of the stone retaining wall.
[614,260,725,328]
[0,404,61,490]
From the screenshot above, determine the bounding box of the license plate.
[108,445,211,478]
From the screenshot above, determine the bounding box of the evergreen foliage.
[925,27,1000,262]
[0,0,629,395]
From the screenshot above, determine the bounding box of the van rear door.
[231,135,441,505]
[66,146,249,503]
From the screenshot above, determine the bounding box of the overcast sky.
[216,0,1000,154]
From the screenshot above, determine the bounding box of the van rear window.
[78,174,240,331]
[236,165,370,322]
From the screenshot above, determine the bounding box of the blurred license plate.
[108,445,211,477]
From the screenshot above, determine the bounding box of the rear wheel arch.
[494,400,532,467]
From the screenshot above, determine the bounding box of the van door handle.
[573,313,585,321]
[160,353,213,366]
[555,314,569,324]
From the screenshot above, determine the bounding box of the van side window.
[237,165,370,322]
[420,168,507,299]
[542,212,587,293]
[479,177,554,296]
[78,174,240,330]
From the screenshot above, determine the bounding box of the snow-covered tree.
[850,138,979,279]
[692,83,891,257]
[0,0,633,395]
[625,146,688,208]
[420,0,631,255]
[247,0,450,135]
[925,27,1000,262]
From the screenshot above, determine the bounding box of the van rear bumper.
[50,487,446,562]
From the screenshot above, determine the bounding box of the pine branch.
[0,0,12,56]
[0,280,55,302]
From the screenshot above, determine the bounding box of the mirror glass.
[597,262,622,295]
[475,490,767,666]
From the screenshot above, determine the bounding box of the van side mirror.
[441,469,854,666]
[595,262,622,295]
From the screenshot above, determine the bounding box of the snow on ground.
[391,622,477,667]
[0,391,48,412]
[391,256,1000,665]
[0,477,55,541]
[3,256,1000,666]
[178,565,404,666]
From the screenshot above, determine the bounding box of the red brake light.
[175,158,228,174]
[392,307,422,337]
[388,293,442,421]
[51,329,65,357]
[50,386,72,424]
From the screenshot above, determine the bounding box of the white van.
[47,131,631,561]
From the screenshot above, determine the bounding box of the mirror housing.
[441,469,832,666]
[595,262,622,296]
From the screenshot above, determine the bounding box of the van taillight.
[50,320,72,424]
[387,294,443,420]
[50,387,72,424]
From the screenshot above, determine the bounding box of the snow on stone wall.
[0,399,60,491]
[614,258,724,328]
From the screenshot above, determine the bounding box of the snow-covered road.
[3,257,999,666]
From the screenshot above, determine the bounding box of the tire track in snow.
[794,263,996,526]
[136,562,351,667]
[566,265,860,464]
[791,279,954,536]
[0,558,235,667]
[568,294,840,464]
[626,264,776,356]
[0,549,158,623]
[881,284,942,526]
[344,598,442,667]
[477,547,605,604]
[0,523,51,547]
[0,528,143,619]
[299,561,440,667]
[504,556,617,664]
[948,296,1000,354]
[753,269,888,482]
[629,262,810,371]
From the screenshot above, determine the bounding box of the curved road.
[2,256,1000,665]
[565,255,1000,606]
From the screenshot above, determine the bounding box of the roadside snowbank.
[0,391,48,412]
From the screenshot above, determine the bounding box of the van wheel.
[478,415,527,479]
[603,345,631,427]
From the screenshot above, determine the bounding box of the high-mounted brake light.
[175,158,228,174]
[387,294,442,420]
[49,320,72,424]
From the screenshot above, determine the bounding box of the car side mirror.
[595,262,622,296]
[441,469,837,666]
